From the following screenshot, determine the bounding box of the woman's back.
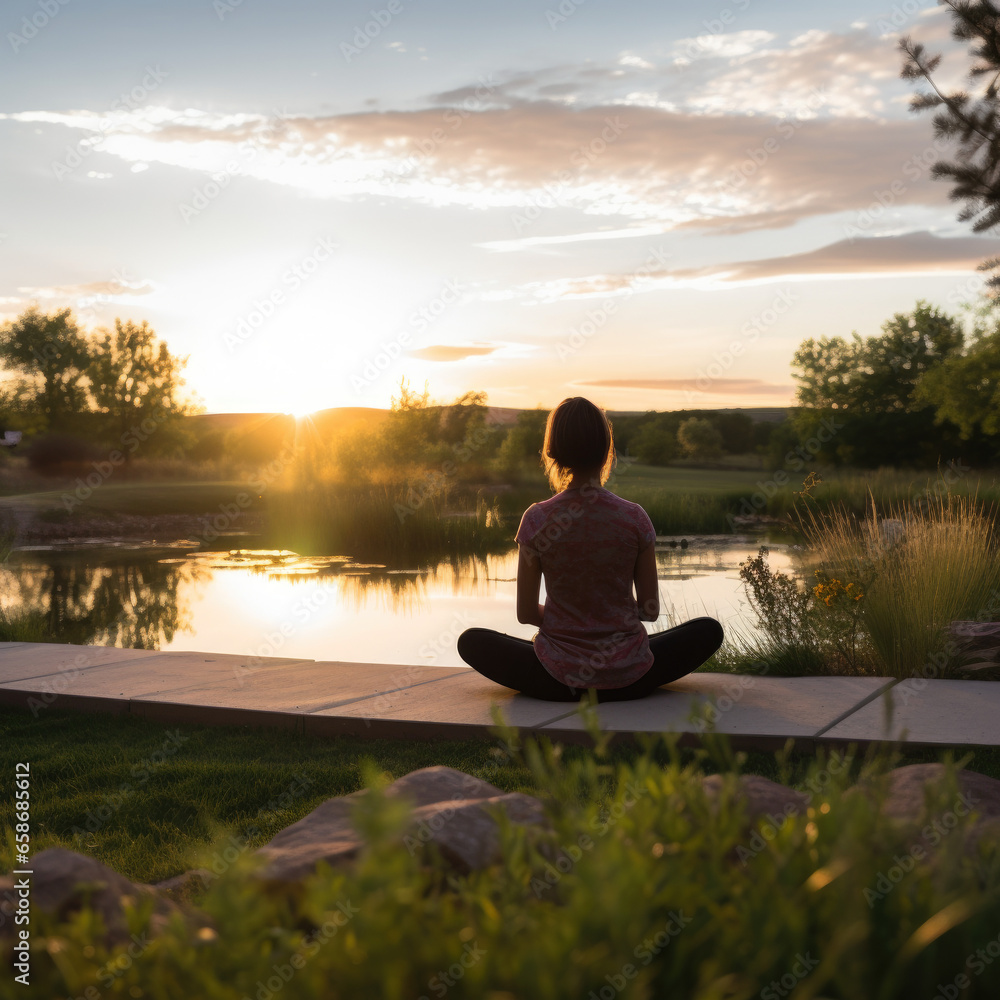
[515,484,655,688]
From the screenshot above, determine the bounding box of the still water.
[1,538,795,667]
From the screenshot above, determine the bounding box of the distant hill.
[607,407,788,423]
[187,404,787,438]
[186,407,390,437]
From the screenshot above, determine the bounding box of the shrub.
[800,494,1000,679]
[22,433,104,476]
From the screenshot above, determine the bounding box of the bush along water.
[736,492,1000,679]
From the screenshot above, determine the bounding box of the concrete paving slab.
[308,669,579,738]
[820,678,1000,746]
[0,643,166,683]
[536,674,898,744]
[0,644,315,685]
[4,641,1000,749]
[133,661,465,714]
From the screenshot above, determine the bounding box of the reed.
[798,493,1000,679]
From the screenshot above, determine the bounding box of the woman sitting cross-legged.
[457,396,724,702]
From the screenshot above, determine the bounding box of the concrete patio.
[0,641,997,750]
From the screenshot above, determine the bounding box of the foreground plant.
[5,718,1000,999]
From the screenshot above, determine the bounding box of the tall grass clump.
[800,494,1000,679]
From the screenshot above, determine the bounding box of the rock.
[947,621,1000,648]
[878,518,906,544]
[947,621,1000,674]
[857,764,1000,858]
[153,868,214,903]
[5,848,181,946]
[702,774,811,824]
[256,765,550,882]
[875,764,1000,825]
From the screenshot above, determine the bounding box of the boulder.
[874,764,1000,825]
[702,773,811,825]
[153,868,215,903]
[3,848,181,946]
[947,621,1000,675]
[256,765,549,882]
[857,764,1000,858]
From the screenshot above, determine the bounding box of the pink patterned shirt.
[515,485,656,689]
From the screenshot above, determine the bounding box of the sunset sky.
[3,0,999,416]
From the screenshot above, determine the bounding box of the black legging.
[456,617,724,702]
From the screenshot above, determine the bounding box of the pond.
[0,536,796,667]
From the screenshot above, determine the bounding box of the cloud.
[668,231,1000,284]
[16,279,153,298]
[7,100,954,233]
[578,377,794,395]
[490,232,1000,304]
[2,22,968,233]
[407,344,498,361]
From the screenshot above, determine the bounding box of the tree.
[677,417,723,460]
[631,423,677,465]
[0,306,90,432]
[494,407,549,476]
[87,318,190,455]
[791,302,963,413]
[791,334,864,411]
[900,1,1000,285]
[915,327,1000,436]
